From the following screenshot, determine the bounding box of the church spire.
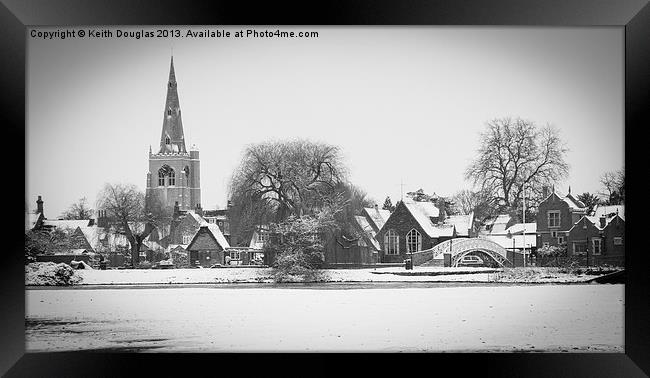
[158,55,186,154]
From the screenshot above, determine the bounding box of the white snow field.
[25,284,623,352]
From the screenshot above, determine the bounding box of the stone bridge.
[415,237,511,267]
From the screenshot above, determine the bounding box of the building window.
[550,230,558,238]
[230,250,241,260]
[592,238,602,255]
[139,250,146,258]
[406,229,422,253]
[167,108,172,116]
[168,169,175,185]
[183,235,192,245]
[165,136,171,145]
[573,242,587,255]
[208,218,216,224]
[158,171,165,186]
[184,166,190,182]
[548,211,560,228]
[224,222,230,235]
[543,242,550,248]
[385,229,399,255]
[258,229,269,244]
[613,237,623,245]
[557,235,565,244]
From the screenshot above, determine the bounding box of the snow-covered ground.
[60,266,597,285]
[25,284,624,352]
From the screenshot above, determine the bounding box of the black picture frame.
[2,0,648,376]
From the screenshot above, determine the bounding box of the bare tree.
[60,197,93,220]
[452,188,497,224]
[96,183,169,268]
[229,139,347,223]
[599,168,624,205]
[465,117,569,214]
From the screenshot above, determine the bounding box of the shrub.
[265,215,329,282]
[25,262,82,286]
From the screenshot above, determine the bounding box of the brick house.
[377,200,456,263]
[566,206,625,266]
[168,204,207,247]
[186,223,231,267]
[536,187,587,250]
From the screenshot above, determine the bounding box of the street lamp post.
[522,186,526,268]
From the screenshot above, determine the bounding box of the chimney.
[97,209,107,228]
[36,195,44,215]
[599,216,606,229]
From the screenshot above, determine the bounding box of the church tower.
[146,56,201,212]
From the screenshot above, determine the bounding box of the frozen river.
[25,283,624,352]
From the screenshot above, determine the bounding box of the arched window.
[165,136,171,145]
[406,229,422,253]
[384,229,399,255]
[183,166,190,183]
[167,108,172,115]
[158,170,165,186]
[168,169,175,186]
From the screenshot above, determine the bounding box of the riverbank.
[25,263,615,286]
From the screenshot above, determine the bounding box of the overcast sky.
[26,26,624,218]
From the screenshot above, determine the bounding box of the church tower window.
[165,136,171,145]
[169,169,176,186]
[158,170,165,186]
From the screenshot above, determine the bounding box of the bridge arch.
[423,237,512,267]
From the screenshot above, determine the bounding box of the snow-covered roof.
[505,222,537,235]
[592,205,624,221]
[400,200,456,238]
[26,212,42,231]
[484,234,537,249]
[354,215,375,234]
[354,215,381,250]
[202,222,231,249]
[69,248,91,255]
[443,213,473,237]
[77,226,130,252]
[77,226,103,252]
[563,193,586,211]
[578,213,624,231]
[43,219,92,230]
[187,210,206,224]
[484,214,512,235]
[363,207,391,231]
